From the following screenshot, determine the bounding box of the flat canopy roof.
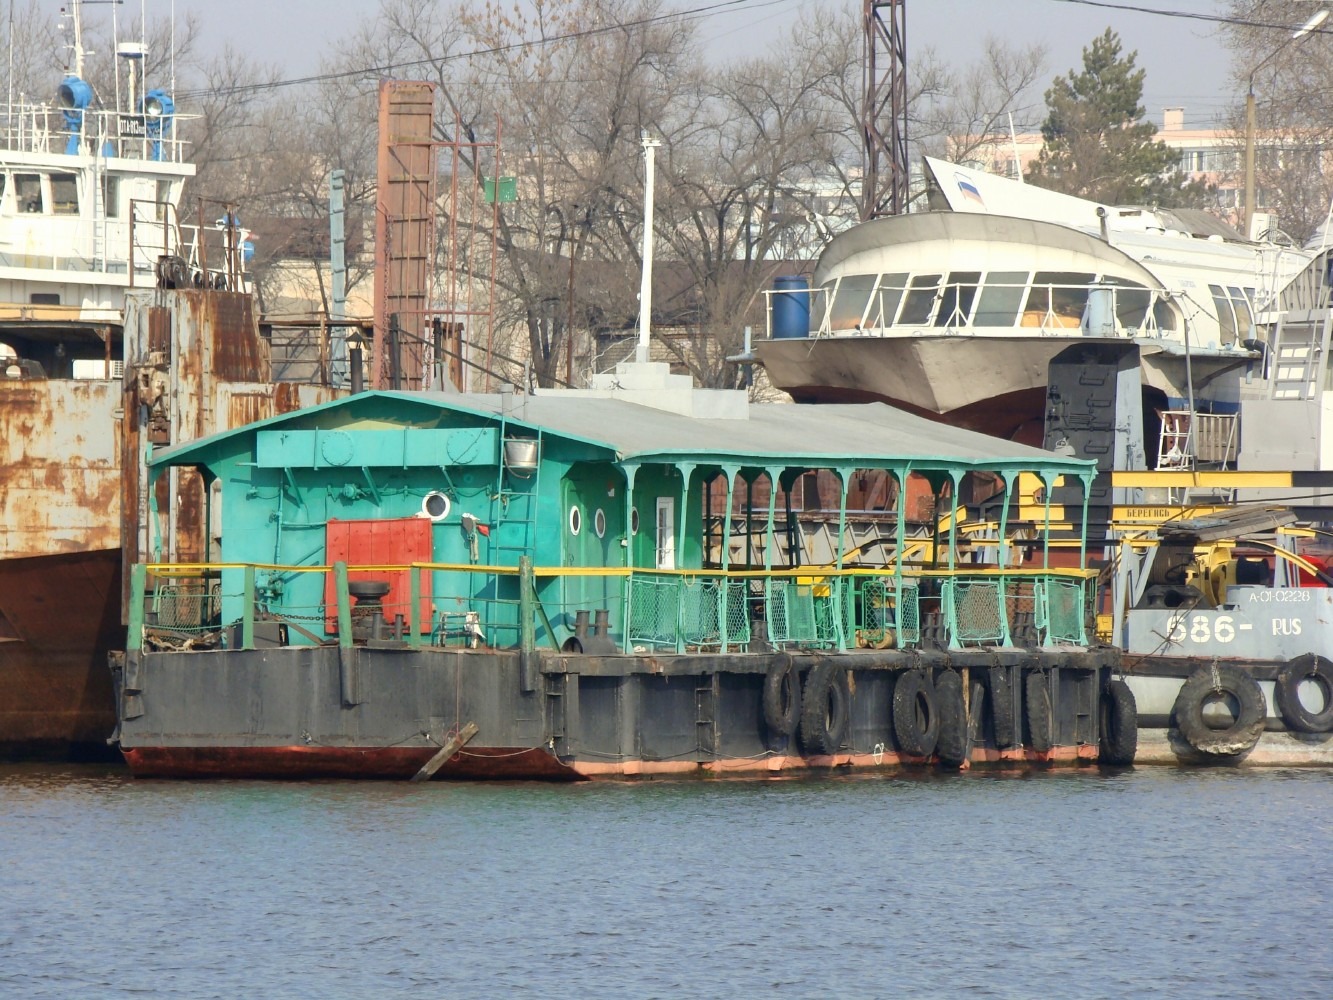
[153,390,1093,476]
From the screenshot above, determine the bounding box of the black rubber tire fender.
[798,659,850,755]
[988,665,1016,748]
[935,670,968,769]
[1172,664,1266,756]
[1273,654,1333,734]
[1024,670,1053,753]
[1099,678,1138,766]
[892,669,939,757]
[761,652,801,737]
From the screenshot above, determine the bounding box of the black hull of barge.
[110,645,1119,780]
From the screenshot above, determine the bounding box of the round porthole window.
[631,507,640,535]
[568,504,582,535]
[594,508,607,538]
[421,491,451,521]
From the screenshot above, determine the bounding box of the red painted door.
[325,517,433,633]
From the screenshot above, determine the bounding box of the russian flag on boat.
[955,172,984,208]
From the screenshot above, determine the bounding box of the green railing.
[128,562,1095,655]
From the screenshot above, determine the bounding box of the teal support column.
[719,466,737,653]
[835,467,850,649]
[674,463,696,654]
[998,470,1014,647]
[622,463,639,652]
[1079,472,1093,570]
[894,466,908,645]
[764,467,781,572]
[947,471,961,573]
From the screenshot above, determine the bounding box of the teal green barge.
[111,372,1127,778]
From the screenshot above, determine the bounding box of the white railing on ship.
[0,103,191,163]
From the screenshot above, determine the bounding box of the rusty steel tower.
[861,0,908,220]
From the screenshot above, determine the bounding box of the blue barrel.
[770,275,811,339]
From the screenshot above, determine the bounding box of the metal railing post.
[127,563,148,652]
[334,561,353,648]
[241,565,256,649]
[408,565,422,648]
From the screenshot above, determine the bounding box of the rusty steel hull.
[0,548,122,758]
[111,644,1120,780]
[0,288,339,759]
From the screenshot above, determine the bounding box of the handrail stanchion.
[334,561,353,649]
[408,565,422,648]
[241,565,256,650]
[128,563,148,652]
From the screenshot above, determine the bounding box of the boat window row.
[0,170,171,220]
[818,271,1178,335]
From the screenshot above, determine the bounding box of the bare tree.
[1223,1,1333,242]
[910,36,1048,169]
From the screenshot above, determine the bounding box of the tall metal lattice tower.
[861,0,908,221]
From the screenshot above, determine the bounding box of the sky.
[172,0,1314,130]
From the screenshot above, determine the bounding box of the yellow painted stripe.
[145,563,1094,580]
[1111,471,1293,488]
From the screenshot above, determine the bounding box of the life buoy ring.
[1024,670,1053,752]
[797,659,849,755]
[1172,664,1266,757]
[1273,654,1333,734]
[762,652,801,738]
[988,665,1016,748]
[934,670,968,768]
[1099,678,1138,766]
[892,669,939,757]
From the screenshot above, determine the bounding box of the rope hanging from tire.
[1273,654,1333,734]
[1171,663,1266,757]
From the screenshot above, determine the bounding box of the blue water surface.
[1,765,1329,999]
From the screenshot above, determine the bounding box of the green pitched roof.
[152,389,1092,475]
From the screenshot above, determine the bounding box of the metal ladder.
[1267,313,1329,400]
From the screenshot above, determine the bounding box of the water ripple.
[1,765,1329,998]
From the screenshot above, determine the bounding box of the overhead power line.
[1045,0,1333,35]
[171,0,1331,113]
[173,0,796,101]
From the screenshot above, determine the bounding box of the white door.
[655,497,675,570]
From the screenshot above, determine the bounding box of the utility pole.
[1244,9,1328,239]
[636,132,661,365]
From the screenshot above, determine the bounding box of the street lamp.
[1244,8,1329,239]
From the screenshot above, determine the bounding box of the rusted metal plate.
[204,290,266,382]
[0,381,122,560]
